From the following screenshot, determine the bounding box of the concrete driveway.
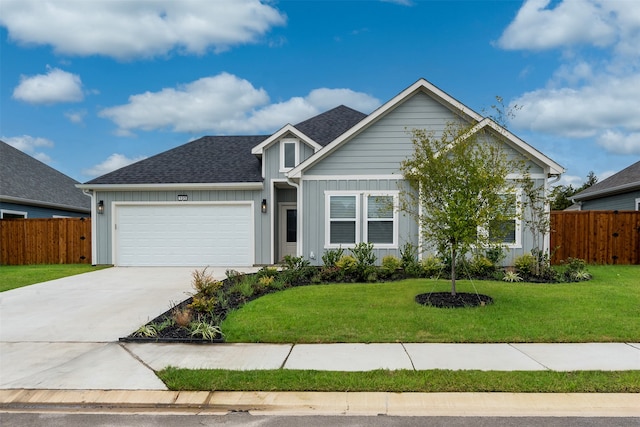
[0,267,255,390]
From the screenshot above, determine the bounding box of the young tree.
[518,171,552,275]
[400,122,518,295]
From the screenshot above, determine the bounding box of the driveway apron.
[0,267,227,390]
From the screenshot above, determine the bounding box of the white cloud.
[596,130,640,155]
[12,67,83,104]
[509,73,640,139]
[2,135,54,163]
[65,110,86,124]
[496,0,617,50]
[99,73,380,135]
[82,153,147,178]
[0,0,286,60]
[498,0,640,157]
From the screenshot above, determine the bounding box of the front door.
[279,203,297,260]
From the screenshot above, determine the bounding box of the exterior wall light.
[97,200,104,214]
[261,199,267,214]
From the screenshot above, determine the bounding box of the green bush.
[380,255,402,278]
[469,255,496,279]
[400,242,422,277]
[188,268,223,313]
[514,254,536,277]
[322,247,344,268]
[421,255,444,278]
[351,242,377,282]
[335,255,357,279]
[562,257,591,282]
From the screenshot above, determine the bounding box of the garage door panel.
[116,204,253,266]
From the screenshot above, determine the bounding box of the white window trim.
[1,209,28,219]
[363,192,399,248]
[325,192,360,249]
[324,190,399,249]
[280,139,299,172]
[477,190,522,249]
[636,198,640,211]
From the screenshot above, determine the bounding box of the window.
[485,192,521,247]
[366,195,395,245]
[325,192,398,248]
[328,195,358,245]
[636,198,640,211]
[280,139,298,171]
[1,209,27,219]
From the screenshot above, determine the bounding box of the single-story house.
[78,79,564,267]
[1,140,91,218]
[572,160,640,211]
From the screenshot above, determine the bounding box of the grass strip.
[0,264,110,292]
[158,368,640,393]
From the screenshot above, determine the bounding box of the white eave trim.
[472,118,565,176]
[288,78,485,179]
[250,124,322,156]
[76,182,264,191]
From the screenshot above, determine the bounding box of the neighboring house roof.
[85,105,367,187]
[573,160,640,201]
[289,79,565,178]
[0,140,90,212]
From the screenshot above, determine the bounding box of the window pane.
[286,209,297,242]
[367,221,393,244]
[330,196,356,218]
[284,142,296,168]
[330,221,356,244]
[490,219,516,243]
[367,196,393,219]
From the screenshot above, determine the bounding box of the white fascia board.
[289,78,485,179]
[475,119,565,176]
[75,182,264,191]
[250,124,321,155]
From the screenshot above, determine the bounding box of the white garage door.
[115,203,253,266]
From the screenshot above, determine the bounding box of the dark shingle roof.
[573,160,640,201]
[85,105,368,185]
[86,136,266,185]
[0,140,90,211]
[294,105,367,146]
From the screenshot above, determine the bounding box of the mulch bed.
[415,292,493,308]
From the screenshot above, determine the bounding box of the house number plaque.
[177,195,188,201]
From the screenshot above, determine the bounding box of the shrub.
[322,247,344,268]
[349,242,377,282]
[421,255,444,278]
[335,255,357,278]
[514,254,536,277]
[189,320,222,341]
[280,255,316,286]
[258,275,275,287]
[485,246,506,266]
[135,324,157,338]
[172,307,193,327]
[469,255,496,279]
[562,257,591,282]
[188,268,223,313]
[380,255,402,278]
[400,242,422,277]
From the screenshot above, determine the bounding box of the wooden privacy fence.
[0,218,91,265]
[550,211,640,265]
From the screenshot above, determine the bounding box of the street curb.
[1,390,639,417]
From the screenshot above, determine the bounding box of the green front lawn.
[158,368,640,393]
[221,265,640,343]
[0,264,110,292]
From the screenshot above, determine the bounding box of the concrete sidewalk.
[127,342,640,372]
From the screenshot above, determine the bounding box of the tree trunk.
[450,245,457,296]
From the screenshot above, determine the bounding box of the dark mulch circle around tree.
[415,292,493,308]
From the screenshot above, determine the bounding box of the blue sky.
[1,0,638,186]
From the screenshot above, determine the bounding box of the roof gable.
[0,140,90,212]
[289,79,564,178]
[573,160,640,201]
